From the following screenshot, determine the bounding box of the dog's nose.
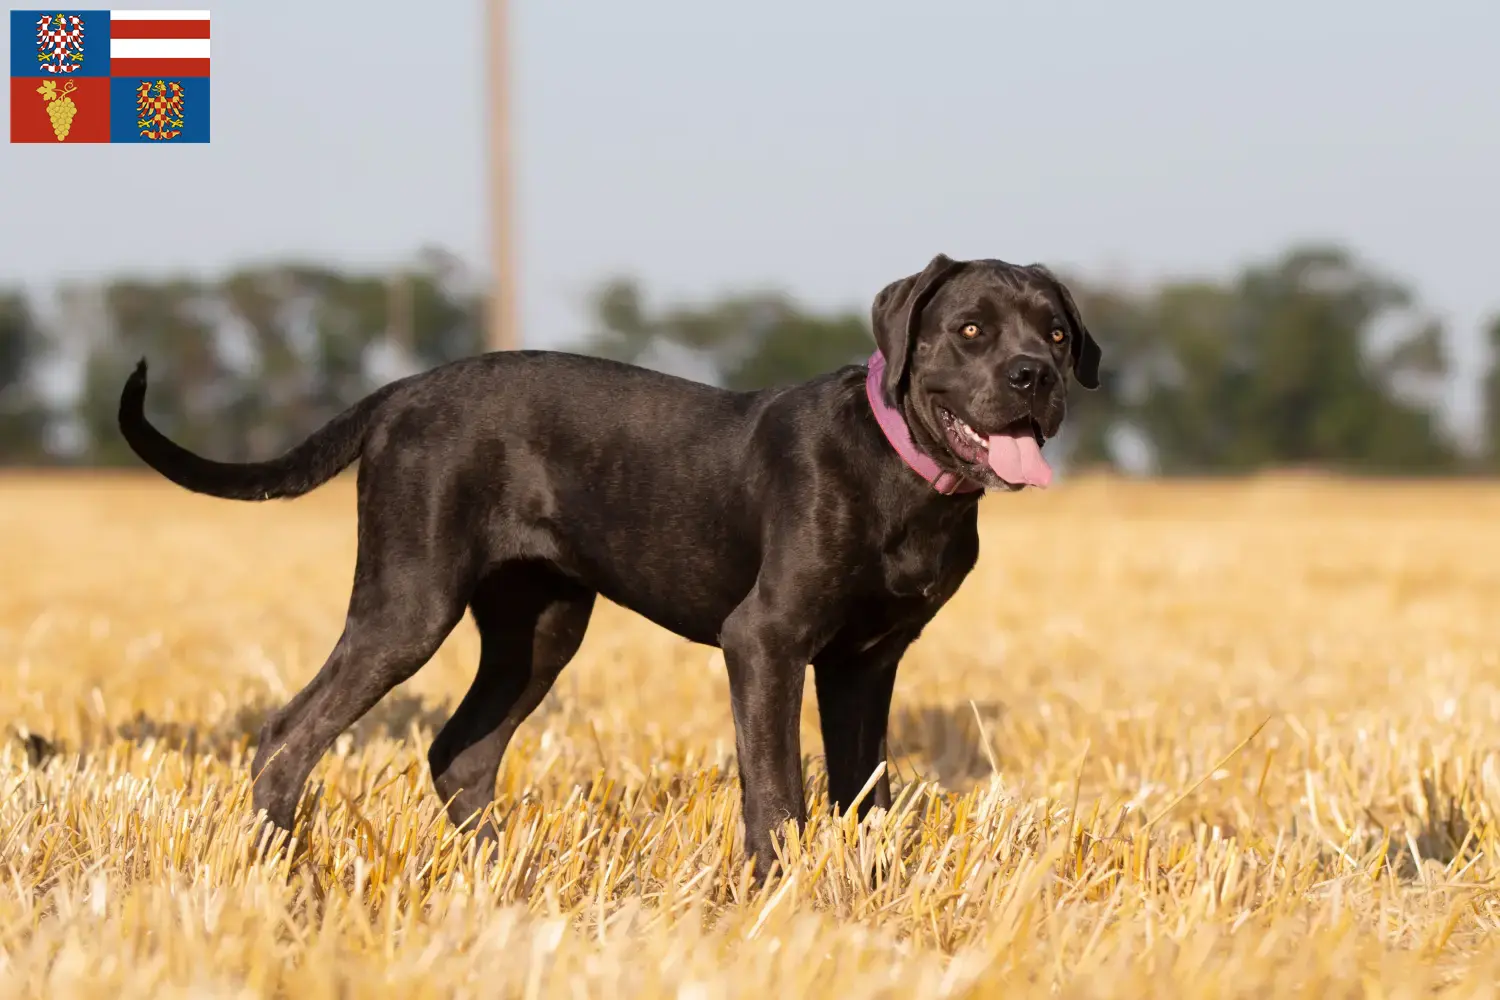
[1005,355,1052,393]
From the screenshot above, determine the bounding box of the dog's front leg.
[813,639,909,819]
[719,593,821,884]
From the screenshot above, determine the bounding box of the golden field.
[3,471,1500,997]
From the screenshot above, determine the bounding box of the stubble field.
[2,472,1500,997]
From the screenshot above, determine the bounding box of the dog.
[117,252,1101,881]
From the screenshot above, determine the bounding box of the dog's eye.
[1050,328,1067,344]
[961,323,980,339]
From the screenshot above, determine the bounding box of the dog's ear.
[1028,264,1102,391]
[871,253,967,401]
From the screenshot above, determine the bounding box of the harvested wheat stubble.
[3,471,1500,998]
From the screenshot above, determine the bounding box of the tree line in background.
[0,243,1496,474]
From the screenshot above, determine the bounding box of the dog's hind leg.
[249,551,470,840]
[427,561,595,841]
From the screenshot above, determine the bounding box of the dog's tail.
[117,358,401,501]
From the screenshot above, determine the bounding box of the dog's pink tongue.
[987,433,1052,487]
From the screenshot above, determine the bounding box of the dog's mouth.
[938,407,1053,489]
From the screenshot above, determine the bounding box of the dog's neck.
[864,351,983,496]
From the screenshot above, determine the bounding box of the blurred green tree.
[1485,313,1500,468]
[0,245,1476,476]
[1122,246,1459,474]
[584,279,873,390]
[73,258,483,466]
[0,292,49,463]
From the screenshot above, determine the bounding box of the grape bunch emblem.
[36,80,79,142]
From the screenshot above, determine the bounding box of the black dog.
[117,253,1101,881]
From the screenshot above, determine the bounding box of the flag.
[9,9,210,143]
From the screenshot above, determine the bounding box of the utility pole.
[486,0,519,352]
[387,270,413,352]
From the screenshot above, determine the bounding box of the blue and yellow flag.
[10,9,210,143]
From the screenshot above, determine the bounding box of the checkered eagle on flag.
[10,9,211,143]
[35,13,85,73]
[134,78,184,140]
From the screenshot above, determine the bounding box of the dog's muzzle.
[938,408,1052,488]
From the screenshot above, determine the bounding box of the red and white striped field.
[109,9,210,77]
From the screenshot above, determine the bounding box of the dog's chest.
[830,536,972,660]
[877,516,977,605]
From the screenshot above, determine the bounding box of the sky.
[2,0,1497,437]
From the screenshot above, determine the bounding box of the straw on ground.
[2,472,1500,997]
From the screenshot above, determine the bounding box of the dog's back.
[366,350,778,641]
[123,348,854,644]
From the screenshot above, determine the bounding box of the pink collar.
[865,351,982,495]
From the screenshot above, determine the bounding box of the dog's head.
[870,253,1101,492]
